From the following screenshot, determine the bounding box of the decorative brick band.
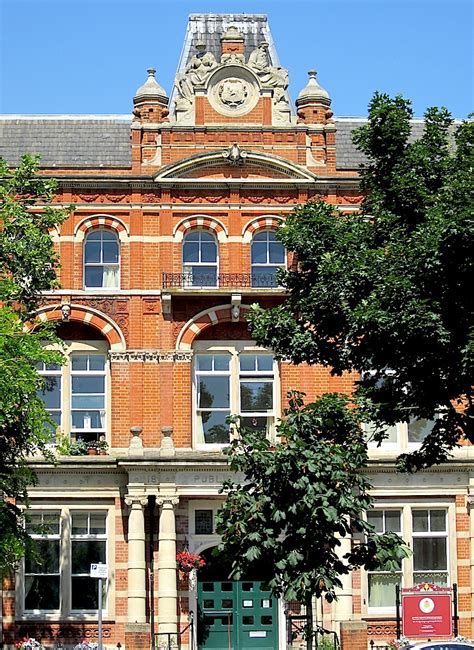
[109,350,193,363]
[176,304,251,350]
[242,216,283,241]
[35,304,126,351]
[74,215,129,241]
[173,216,228,241]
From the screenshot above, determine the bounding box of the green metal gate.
[197,579,278,649]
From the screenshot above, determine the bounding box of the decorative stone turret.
[220,25,245,63]
[133,67,169,123]
[295,69,333,124]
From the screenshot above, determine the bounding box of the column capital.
[125,494,148,508]
[157,495,179,507]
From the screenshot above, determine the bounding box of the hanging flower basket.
[15,639,45,650]
[176,550,205,573]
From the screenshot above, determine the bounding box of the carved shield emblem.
[218,79,248,108]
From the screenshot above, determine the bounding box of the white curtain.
[103,265,119,288]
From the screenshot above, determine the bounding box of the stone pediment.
[154,149,316,183]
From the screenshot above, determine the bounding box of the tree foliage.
[248,94,473,470]
[216,392,409,611]
[0,155,72,576]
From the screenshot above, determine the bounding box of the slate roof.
[0,115,436,171]
[0,116,132,168]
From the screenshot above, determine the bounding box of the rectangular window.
[194,348,276,445]
[366,510,402,609]
[196,353,231,444]
[71,511,107,610]
[24,511,61,611]
[239,354,274,435]
[195,509,213,535]
[412,509,448,585]
[36,362,62,437]
[71,354,106,443]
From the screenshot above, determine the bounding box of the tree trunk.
[306,595,313,650]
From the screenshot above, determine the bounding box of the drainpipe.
[149,495,156,649]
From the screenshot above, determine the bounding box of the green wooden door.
[197,579,278,649]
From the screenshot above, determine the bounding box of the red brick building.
[0,13,472,650]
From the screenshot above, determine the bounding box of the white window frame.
[37,361,62,438]
[363,501,454,617]
[412,508,449,586]
[182,229,219,288]
[19,505,114,620]
[366,509,403,614]
[250,229,286,288]
[365,418,437,453]
[38,341,110,445]
[83,228,120,290]
[192,341,279,449]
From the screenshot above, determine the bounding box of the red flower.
[176,550,206,573]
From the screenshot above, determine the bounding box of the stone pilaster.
[125,495,148,623]
[157,496,179,637]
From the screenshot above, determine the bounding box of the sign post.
[90,563,108,650]
[401,583,452,639]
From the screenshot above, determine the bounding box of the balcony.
[162,272,284,291]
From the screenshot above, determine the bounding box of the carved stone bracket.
[109,350,193,363]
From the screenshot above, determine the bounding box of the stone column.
[332,535,354,627]
[157,496,179,637]
[125,495,148,623]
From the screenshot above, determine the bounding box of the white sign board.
[90,563,108,579]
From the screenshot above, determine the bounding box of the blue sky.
[0,0,472,117]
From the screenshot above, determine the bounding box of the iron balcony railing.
[162,272,282,289]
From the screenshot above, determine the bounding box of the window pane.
[385,511,401,533]
[72,410,105,429]
[72,576,106,609]
[240,381,273,412]
[413,538,447,571]
[198,377,229,409]
[85,241,101,263]
[85,267,104,288]
[38,377,61,408]
[26,513,43,534]
[201,242,217,263]
[368,574,400,608]
[430,510,446,532]
[43,513,60,535]
[251,242,267,264]
[25,575,59,610]
[102,230,116,241]
[199,411,230,444]
[72,395,105,410]
[367,511,384,533]
[25,540,59,573]
[72,512,89,535]
[72,540,106,573]
[89,355,106,371]
[214,355,230,371]
[413,510,429,532]
[183,241,199,262]
[414,572,448,586]
[256,355,273,371]
[195,510,213,534]
[71,355,88,371]
[251,266,279,288]
[241,416,269,434]
[408,418,434,443]
[240,355,256,371]
[103,241,119,263]
[90,513,107,535]
[72,376,105,394]
[269,241,285,264]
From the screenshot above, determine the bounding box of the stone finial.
[159,426,175,458]
[220,25,244,42]
[296,70,330,104]
[133,67,168,105]
[129,426,144,457]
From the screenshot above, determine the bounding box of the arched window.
[84,229,120,289]
[183,230,218,287]
[251,230,285,287]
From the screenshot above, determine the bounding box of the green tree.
[216,393,409,649]
[248,95,473,471]
[0,155,72,576]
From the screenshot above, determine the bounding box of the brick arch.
[74,215,129,241]
[176,304,251,350]
[35,304,126,351]
[173,216,228,242]
[242,216,284,242]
